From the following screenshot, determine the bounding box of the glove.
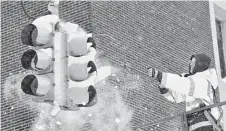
[147,67,163,83]
[147,67,159,78]
[158,85,169,94]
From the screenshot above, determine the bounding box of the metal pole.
[53,32,67,107]
[48,0,68,116]
[182,113,189,131]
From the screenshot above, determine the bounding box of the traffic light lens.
[32,28,38,44]
[87,61,97,74]
[77,85,97,107]
[87,37,96,49]
[21,24,37,46]
[68,61,97,81]
[21,75,39,96]
[21,49,37,70]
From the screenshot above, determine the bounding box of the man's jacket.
[161,68,220,119]
[156,54,222,131]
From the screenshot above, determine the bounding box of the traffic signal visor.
[67,33,93,56]
[21,74,53,96]
[21,49,52,71]
[21,15,59,46]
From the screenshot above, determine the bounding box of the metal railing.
[132,101,226,131]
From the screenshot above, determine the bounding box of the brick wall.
[1,1,214,131]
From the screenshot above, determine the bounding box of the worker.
[148,53,223,131]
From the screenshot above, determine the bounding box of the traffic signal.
[65,30,98,109]
[20,14,101,111]
[20,15,59,103]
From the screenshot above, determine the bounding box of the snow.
[36,125,45,130]
[116,78,120,82]
[88,113,92,117]
[56,121,62,125]
[2,46,144,131]
[115,118,121,123]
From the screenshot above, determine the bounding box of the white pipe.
[53,32,67,106]
[209,1,226,129]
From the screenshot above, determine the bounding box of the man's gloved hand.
[147,67,163,83]
[147,67,159,78]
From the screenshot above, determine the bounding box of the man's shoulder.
[194,68,216,76]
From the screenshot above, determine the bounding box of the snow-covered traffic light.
[20,15,59,103]
[20,10,106,112]
[64,28,98,108]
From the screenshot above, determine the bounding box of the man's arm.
[162,89,186,103]
[148,68,208,99]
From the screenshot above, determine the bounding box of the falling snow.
[3,72,37,108]
[2,51,146,131]
[36,125,45,130]
[115,118,121,123]
[28,64,136,131]
[56,121,62,125]
[137,36,143,41]
[116,78,120,82]
[88,113,92,117]
[112,73,117,77]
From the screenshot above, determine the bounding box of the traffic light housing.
[65,30,98,108]
[20,14,59,103]
[20,14,99,111]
